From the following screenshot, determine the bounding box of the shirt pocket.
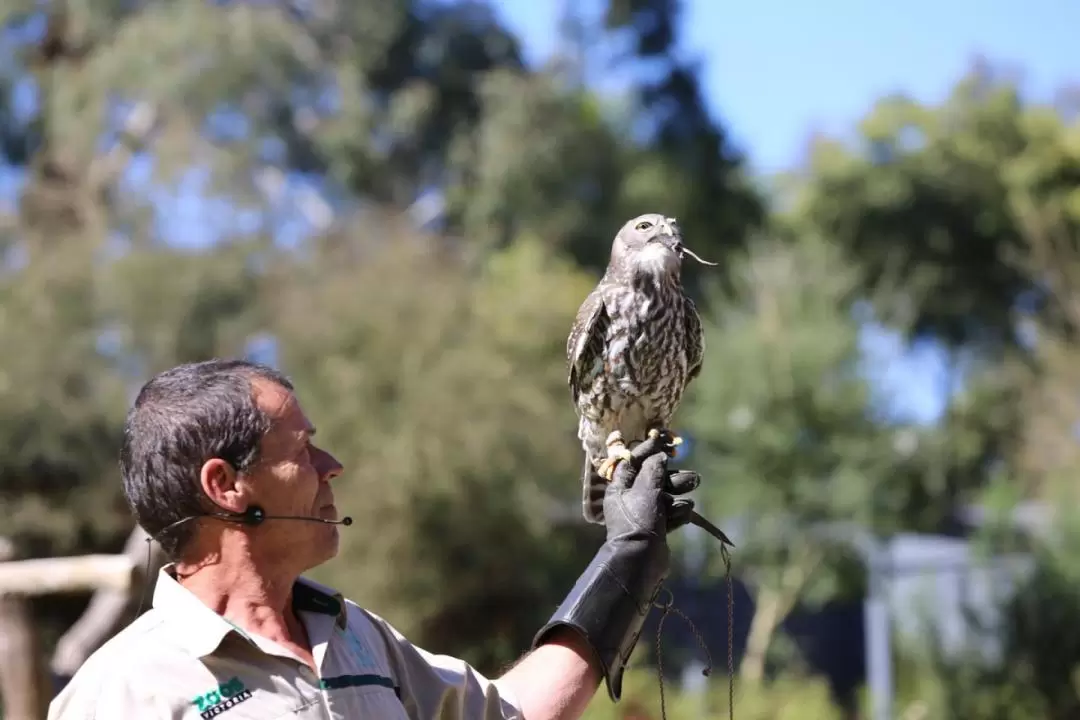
[268,698,325,719]
[325,684,410,719]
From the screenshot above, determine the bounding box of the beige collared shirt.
[47,566,523,719]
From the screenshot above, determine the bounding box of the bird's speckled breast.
[578,274,690,457]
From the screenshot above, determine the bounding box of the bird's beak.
[649,218,678,250]
[656,232,681,253]
[657,224,719,267]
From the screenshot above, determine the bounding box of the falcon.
[567,213,733,545]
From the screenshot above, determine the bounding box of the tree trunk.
[740,552,820,686]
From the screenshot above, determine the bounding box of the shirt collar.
[152,564,349,658]
[293,575,348,628]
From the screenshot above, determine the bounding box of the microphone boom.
[256,514,353,526]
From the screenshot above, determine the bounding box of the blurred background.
[0,1,1076,719]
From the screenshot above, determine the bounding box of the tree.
[786,60,1080,354]
[679,228,975,706]
[768,61,1080,716]
[683,231,872,685]
[0,0,765,682]
[784,60,1080,503]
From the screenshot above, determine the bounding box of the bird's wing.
[567,289,610,405]
[684,294,705,384]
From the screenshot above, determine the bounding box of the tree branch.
[740,548,823,685]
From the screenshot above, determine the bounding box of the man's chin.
[289,526,341,574]
[316,527,341,561]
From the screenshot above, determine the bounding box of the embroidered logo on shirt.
[191,676,252,719]
[339,626,377,670]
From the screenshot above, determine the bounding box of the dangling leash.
[652,542,735,720]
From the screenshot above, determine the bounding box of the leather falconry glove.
[531,431,699,701]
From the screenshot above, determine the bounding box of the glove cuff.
[531,533,669,701]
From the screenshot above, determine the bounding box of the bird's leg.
[598,431,634,482]
[647,427,683,457]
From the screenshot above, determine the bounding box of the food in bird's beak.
[678,243,718,266]
[657,234,718,266]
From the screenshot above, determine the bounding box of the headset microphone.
[132,504,353,620]
[235,505,353,527]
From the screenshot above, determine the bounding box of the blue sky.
[495,0,1079,423]
[496,0,1079,174]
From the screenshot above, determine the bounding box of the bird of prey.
[567,213,733,545]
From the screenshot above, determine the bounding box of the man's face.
[245,378,344,569]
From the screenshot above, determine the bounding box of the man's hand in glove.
[604,429,701,541]
[497,437,704,720]
[530,432,702,704]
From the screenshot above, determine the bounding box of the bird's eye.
[635,221,653,231]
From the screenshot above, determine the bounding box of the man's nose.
[313,447,343,482]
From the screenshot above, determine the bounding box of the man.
[48,358,700,720]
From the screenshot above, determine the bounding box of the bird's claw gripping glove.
[531,433,699,702]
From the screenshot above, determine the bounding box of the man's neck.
[175,541,307,652]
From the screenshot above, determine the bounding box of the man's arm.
[363,439,698,720]
[361,607,528,719]
[496,627,601,720]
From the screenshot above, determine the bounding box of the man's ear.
[199,458,245,513]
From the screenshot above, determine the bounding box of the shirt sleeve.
[358,608,524,720]
[47,663,169,720]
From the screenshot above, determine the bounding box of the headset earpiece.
[242,505,265,525]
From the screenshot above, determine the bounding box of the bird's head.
[609,213,717,277]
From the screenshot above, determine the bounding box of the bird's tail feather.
[581,455,607,525]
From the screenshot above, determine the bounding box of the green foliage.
[685,230,898,594]
[578,668,842,720]
[883,477,1080,720]
[786,60,1080,354]
[893,550,1076,720]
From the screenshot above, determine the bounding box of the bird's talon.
[599,443,634,482]
[605,430,626,448]
[598,458,620,482]
[647,428,682,455]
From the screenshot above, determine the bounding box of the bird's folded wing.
[567,289,610,404]
[683,294,704,383]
